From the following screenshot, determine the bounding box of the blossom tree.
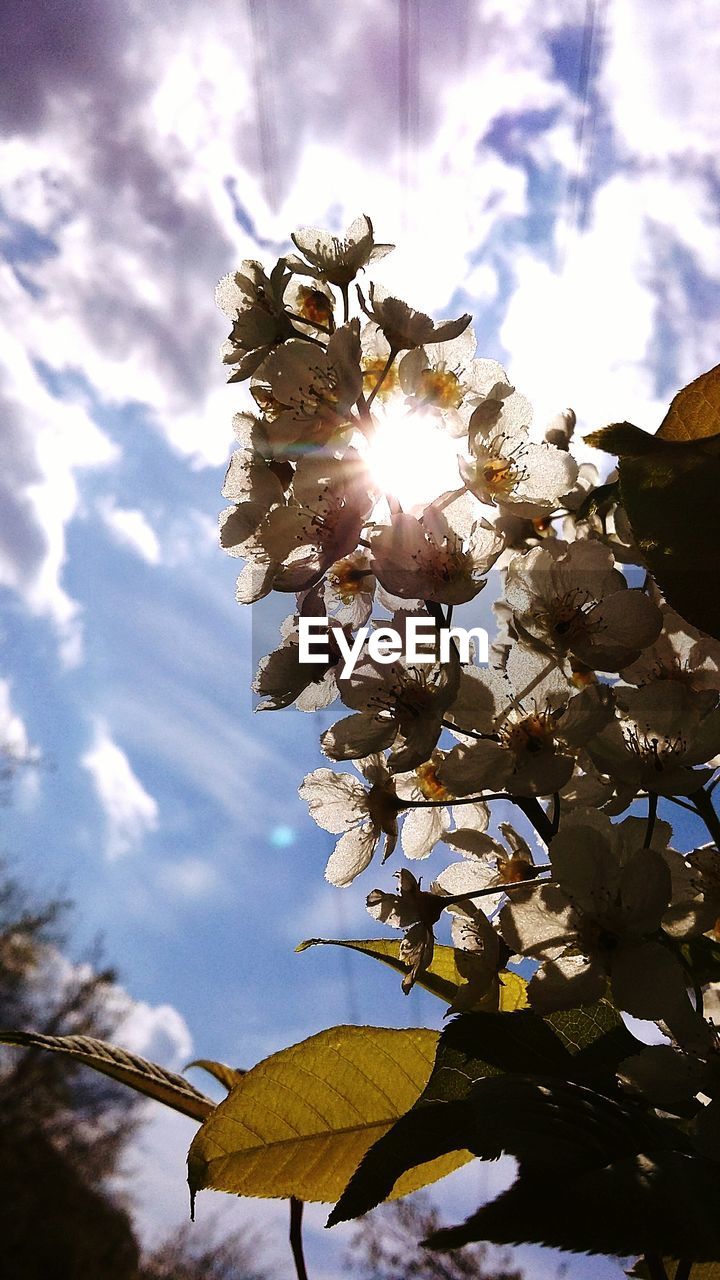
[5,214,720,1280]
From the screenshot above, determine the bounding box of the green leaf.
[574,479,621,522]
[545,998,630,1059]
[296,938,528,1011]
[330,1072,716,1261]
[328,1006,643,1229]
[419,1011,572,1106]
[0,1030,214,1122]
[187,1024,471,1208]
[679,934,720,986]
[419,1003,639,1107]
[424,1148,720,1260]
[186,1059,245,1092]
[586,408,720,639]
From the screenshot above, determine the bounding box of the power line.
[247,0,280,213]
[560,0,608,273]
[398,0,420,228]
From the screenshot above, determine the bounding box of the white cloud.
[501,173,665,435]
[156,856,219,899]
[0,266,119,663]
[98,497,162,565]
[603,0,720,161]
[81,722,159,859]
[0,678,32,759]
[113,997,193,1068]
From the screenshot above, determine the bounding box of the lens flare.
[362,407,463,510]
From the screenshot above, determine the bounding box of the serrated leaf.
[329,1008,643,1229]
[587,378,720,639]
[424,1149,720,1260]
[296,938,527,1011]
[680,934,720,986]
[574,479,621,521]
[330,1072,707,1259]
[657,364,720,441]
[187,1059,245,1092]
[187,1024,471,1207]
[419,1004,638,1108]
[420,1012,572,1106]
[0,1030,213,1122]
[630,1261,720,1279]
[546,999,629,1055]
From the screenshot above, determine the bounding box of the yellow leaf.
[498,970,529,1011]
[630,1262,720,1279]
[657,362,720,441]
[0,1030,213,1122]
[187,1024,471,1205]
[296,938,528,1012]
[186,1059,245,1092]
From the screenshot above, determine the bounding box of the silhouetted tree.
[0,864,268,1279]
[347,1194,525,1280]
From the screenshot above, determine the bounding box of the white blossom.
[300,755,402,887]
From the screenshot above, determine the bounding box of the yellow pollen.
[251,384,282,418]
[419,368,463,409]
[329,558,372,604]
[415,760,453,803]
[480,457,515,494]
[362,357,399,401]
[296,286,334,326]
[504,713,555,756]
[497,855,536,885]
[569,658,595,688]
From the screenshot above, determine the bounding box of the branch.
[693,787,720,848]
[289,1197,309,1280]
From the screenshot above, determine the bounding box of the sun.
[360,405,463,511]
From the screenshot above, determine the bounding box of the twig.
[643,1254,668,1280]
[440,718,500,741]
[440,873,553,906]
[644,791,658,848]
[366,347,398,407]
[290,1197,309,1280]
[693,787,720,848]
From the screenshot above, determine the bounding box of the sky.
[2,0,720,1276]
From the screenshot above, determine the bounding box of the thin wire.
[559,0,608,273]
[247,0,280,212]
[333,890,359,1025]
[398,0,420,229]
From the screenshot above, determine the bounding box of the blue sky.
[2,0,720,1275]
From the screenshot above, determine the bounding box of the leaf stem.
[550,792,561,836]
[440,873,553,906]
[512,795,555,846]
[400,791,555,845]
[644,791,658,848]
[643,1254,669,1280]
[667,796,697,815]
[399,793,513,808]
[366,347,398,407]
[290,1197,310,1280]
[286,310,331,334]
[440,718,500,741]
[693,787,720,847]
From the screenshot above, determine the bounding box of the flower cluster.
[218,213,720,1078]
